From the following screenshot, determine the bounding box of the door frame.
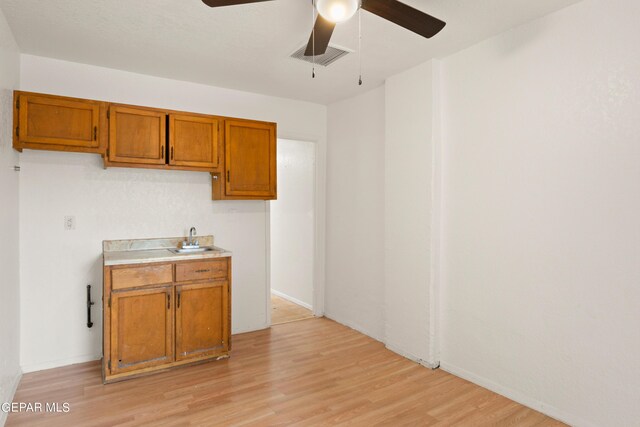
[266,136,325,326]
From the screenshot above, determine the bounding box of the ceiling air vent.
[290,44,350,67]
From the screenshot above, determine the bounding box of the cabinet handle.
[93,126,97,141]
[227,170,230,182]
[195,269,211,273]
[161,145,165,159]
[167,293,171,310]
[171,147,174,160]
[177,290,181,308]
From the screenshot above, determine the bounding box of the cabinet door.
[17,93,102,151]
[175,281,229,361]
[110,287,174,374]
[109,106,166,165]
[225,120,277,199]
[169,114,220,169]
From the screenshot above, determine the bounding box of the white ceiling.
[0,0,580,104]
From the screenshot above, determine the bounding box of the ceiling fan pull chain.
[358,3,363,86]
[312,0,316,78]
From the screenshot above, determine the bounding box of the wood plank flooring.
[271,294,314,325]
[7,318,564,426]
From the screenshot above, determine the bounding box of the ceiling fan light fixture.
[316,0,359,23]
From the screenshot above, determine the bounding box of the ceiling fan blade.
[304,15,336,57]
[202,0,273,7]
[362,0,446,39]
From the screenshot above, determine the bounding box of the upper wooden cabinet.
[107,106,166,166]
[12,91,278,200]
[13,92,107,154]
[169,114,220,169]
[212,119,277,200]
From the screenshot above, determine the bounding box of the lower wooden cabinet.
[175,281,229,361]
[103,257,231,383]
[110,286,174,375]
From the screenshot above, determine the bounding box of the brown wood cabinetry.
[212,119,277,200]
[13,90,277,200]
[103,257,231,383]
[169,114,220,169]
[107,106,166,165]
[175,281,229,361]
[110,286,174,375]
[13,91,107,154]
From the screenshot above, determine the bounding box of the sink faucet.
[189,227,197,245]
[183,227,199,248]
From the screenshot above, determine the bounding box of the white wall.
[270,138,315,308]
[440,1,640,425]
[384,61,440,367]
[18,55,326,372]
[325,65,441,363]
[0,7,21,426]
[325,86,386,341]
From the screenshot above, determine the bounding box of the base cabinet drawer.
[111,264,173,290]
[175,259,228,282]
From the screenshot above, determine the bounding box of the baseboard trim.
[323,313,385,343]
[271,289,312,310]
[385,343,440,369]
[0,369,22,427]
[439,362,596,427]
[21,354,101,374]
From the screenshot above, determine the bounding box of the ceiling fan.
[201,0,446,57]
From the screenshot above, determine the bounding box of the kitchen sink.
[168,247,217,254]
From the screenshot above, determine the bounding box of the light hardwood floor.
[7,318,564,426]
[271,294,314,325]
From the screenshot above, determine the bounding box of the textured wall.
[384,60,438,366]
[440,1,640,425]
[270,139,315,308]
[0,6,21,426]
[18,55,327,372]
[325,86,386,341]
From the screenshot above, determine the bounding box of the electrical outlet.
[64,216,76,230]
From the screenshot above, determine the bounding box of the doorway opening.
[269,138,316,325]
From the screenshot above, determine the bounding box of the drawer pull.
[195,269,211,273]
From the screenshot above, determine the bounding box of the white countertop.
[103,236,231,266]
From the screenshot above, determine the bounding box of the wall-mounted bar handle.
[87,284,95,328]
